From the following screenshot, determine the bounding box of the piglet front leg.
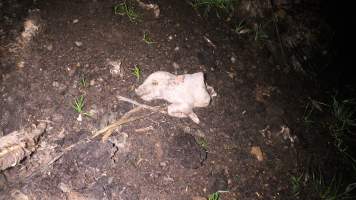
[167,103,200,124]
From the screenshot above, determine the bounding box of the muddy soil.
[1,0,312,199]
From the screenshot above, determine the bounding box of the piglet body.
[135,71,211,123]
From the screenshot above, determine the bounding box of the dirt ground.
[1,0,317,199]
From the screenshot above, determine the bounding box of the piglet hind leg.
[167,103,189,118]
[188,112,200,124]
[167,103,200,124]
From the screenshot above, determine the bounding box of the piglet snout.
[135,86,155,101]
[135,86,146,96]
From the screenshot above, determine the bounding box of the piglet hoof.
[188,112,200,124]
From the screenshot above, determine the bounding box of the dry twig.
[92,96,166,140]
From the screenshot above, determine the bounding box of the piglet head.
[135,71,174,101]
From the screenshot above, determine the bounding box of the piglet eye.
[152,80,158,86]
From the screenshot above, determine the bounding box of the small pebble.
[52,81,59,87]
[77,114,82,122]
[172,62,180,70]
[46,44,53,51]
[74,41,82,47]
[230,56,236,63]
[159,162,167,167]
[17,61,25,68]
[90,79,95,86]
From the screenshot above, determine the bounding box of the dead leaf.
[250,146,264,161]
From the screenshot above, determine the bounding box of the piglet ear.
[188,112,200,124]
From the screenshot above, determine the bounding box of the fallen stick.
[117,95,166,114]
[93,96,167,140]
[96,111,154,140]
[203,35,216,49]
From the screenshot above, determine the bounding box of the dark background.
[320,1,355,88]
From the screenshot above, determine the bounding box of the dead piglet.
[135,71,211,123]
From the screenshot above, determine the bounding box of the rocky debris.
[250,146,264,161]
[277,125,297,146]
[255,84,278,103]
[0,122,46,171]
[108,60,123,77]
[107,132,129,153]
[16,9,42,48]
[20,19,39,44]
[136,0,160,18]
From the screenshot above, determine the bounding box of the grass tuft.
[329,97,356,153]
[142,31,155,44]
[196,137,208,150]
[190,0,236,18]
[291,175,303,198]
[132,65,141,81]
[73,95,90,116]
[208,191,220,200]
[310,171,356,200]
[290,171,356,200]
[299,95,356,199]
[80,76,88,88]
[253,23,268,41]
[114,1,140,23]
[234,19,250,35]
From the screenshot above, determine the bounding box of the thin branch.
[117,95,167,114]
